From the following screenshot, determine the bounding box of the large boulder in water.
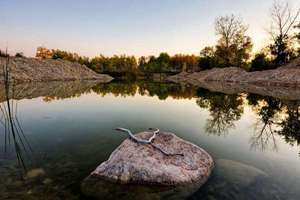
[82,131,214,199]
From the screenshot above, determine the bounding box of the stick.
[115,128,184,157]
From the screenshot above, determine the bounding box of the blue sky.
[0,0,299,57]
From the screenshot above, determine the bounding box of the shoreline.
[167,58,300,100]
[168,58,300,88]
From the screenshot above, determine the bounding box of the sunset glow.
[1,0,299,57]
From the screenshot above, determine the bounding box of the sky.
[0,0,299,57]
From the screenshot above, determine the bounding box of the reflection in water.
[1,80,300,199]
[196,88,244,136]
[92,81,198,100]
[247,94,300,155]
[0,99,33,171]
[2,80,300,155]
[2,80,300,156]
[247,94,282,152]
[0,80,99,102]
[92,81,138,97]
[92,81,300,155]
[39,80,300,155]
[0,57,32,172]
[276,101,300,150]
[250,121,278,152]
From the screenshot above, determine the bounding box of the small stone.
[43,178,53,185]
[26,168,46,179]
[13,180,23,187]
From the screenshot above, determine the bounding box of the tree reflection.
[138,82,198,100]
[2,77,300,156]
[247,94,282,151]
[250,120,278,152]
[247,94,300,155]
[92,81,138,97]
[196,88,244,136]
[276,101,300,147]
[92,81,199,100]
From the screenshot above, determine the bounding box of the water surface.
[1,81,300,200]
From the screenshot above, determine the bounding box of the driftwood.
[115,128,184,156]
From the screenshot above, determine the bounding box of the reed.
[0,50,33,172]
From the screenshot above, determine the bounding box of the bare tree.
[269,0,300,64]
[215,15,248,49]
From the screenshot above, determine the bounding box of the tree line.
[35,48,201,76]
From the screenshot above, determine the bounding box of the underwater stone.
[26,168,46,179]
[215,159,268,187]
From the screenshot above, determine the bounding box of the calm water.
[1,81,300,200]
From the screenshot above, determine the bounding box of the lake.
[1,81,300,200]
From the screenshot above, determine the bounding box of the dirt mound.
[168,58,300,87]
[0,57,113,83]
[281,57,300,69]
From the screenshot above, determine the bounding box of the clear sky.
[0,0,299,57]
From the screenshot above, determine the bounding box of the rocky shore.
[0,57,113,83]
[168,58,300,88]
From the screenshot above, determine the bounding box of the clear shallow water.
[0,81,300,200]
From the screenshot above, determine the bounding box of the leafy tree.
[157,53,171,72]
[214,15,253,68]
[15,52,24,57]
[296,23,300,40]
[199,46,216,70]
[0,49,9,57]
[250,53,272,71]
[138,56,147,72]
[139,53,199,74]
[78,56,90,67]
[270,35,296,65]
[296,23,300,55]
[89,54,137,78]
[170,54,199,72]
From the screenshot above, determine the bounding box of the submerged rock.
[215,159,268,187]
[82,177,203,200]
[191,159,283,200]
[82,131,214,199]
